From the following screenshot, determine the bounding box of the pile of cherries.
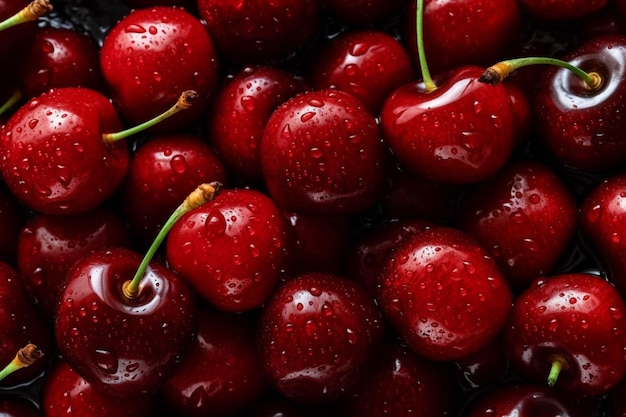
[3,0,626,415]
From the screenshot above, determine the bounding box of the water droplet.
[148,25,158,34]
[301,111,316,122]
[205,209,227,236]
[548,318,559,332]
[28,119,39,129]
[528,193,541,204]
[344,64,358,76]
[170,154,187,174]
[240,95,256,111]
[92,349,118,374]
[125,24,146,33]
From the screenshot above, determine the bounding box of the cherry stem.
[102,90,198,144]
[479,57,603,90]
[0,88,22,117]
[0,0,52,32]
[416,0,436,92]
[547,354,569,387]
[122,181,223,300]
[0,344,43,383]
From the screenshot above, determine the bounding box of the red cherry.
[580,173,626,296]
[17,26,104,99]
[0,0,41,60]
[257,272,384,403]
[503,273,626,397]
[197,0,321,64]
[100,6,219,132]
[337,343,462,417]
[206,65,307,184]
[0,87,128,215]
[464,383,584,417]
[533,34,626,172]
[380,65,515,184]
[456,160,579,290]
[159,308,268,416]
[41,359,157,417]
[306,29,414,114]
[0,261,53,387]
[261,89,386,214]
[404,0,521,75]
[166,188,292,312]
[54,247,197,397]
[378,225,513,361]
[120,133,228,246]
[16,208,132,318]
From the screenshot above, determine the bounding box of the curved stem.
[102,90,198,144]
[479,57,602,90]
[416,0,436,92]
[0,344,43,382]
[122,181,223,300]
[0,88,22,117]
[547,354,569,387]
[0,0,52,32]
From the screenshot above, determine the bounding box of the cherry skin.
[404,0,521,76]
[377,225,513,362]
[464,383,584,417]
[257,272,384,403]
[0,87,128,215]
[0,0,37,60]
[533,34,626,172]
[18,26,105,99]
[0,260,53,388]
[336,343,462,417]
[380,65,516,184]
[305,29,414,114]
[16,208,132,319]
[54,247,197,398]
[456,160,579,290]
[454,338,509,389]
[120,133,228,247]
[196,0,321,64]
[166,188,292,313]
[41,359,157,417]
[503,273,626,397]
[580,173,626,296]
[159,308,268,417]
[261,89,386,215]
[206,65,307,184]
[100,6,219,132]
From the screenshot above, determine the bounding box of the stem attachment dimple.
[122,181,223,300]
[0,344,43,383]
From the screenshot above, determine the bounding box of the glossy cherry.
[257,272,384,403]
[377,225,513,361]
[100,6,219,132]
[503,272,626,397]
[261,89,386,214]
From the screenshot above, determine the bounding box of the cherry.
[453,338,509,389]
[463,383,584,417]
[206,65,307,184]
[377,225,513,362]
[261,89,386,215]
[321,0,411,26]
[41,359,157,417]
[456,160,579,290]
[503,272,626,397]
[196,0,321,64]
[159,308,268,417]
[0,261,52,387]
[336,343,462,417]
[16,207,132,319]
[17,26,105,99]
[120,133,228,247]
[100,6,219,132]
[0,0,51,60]
[166,188,292,312]
[257,272,384,403]
[403,0,521,76]
[305,29,414,114]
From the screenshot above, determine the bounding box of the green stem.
[547,355,569,387]
[0,0,52,32]
[102,90,198,144]
[479,57,602,90]
[0,344,43,383]
[0,88,22,117]
[122,181,223,300]
[416,0,436,92]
